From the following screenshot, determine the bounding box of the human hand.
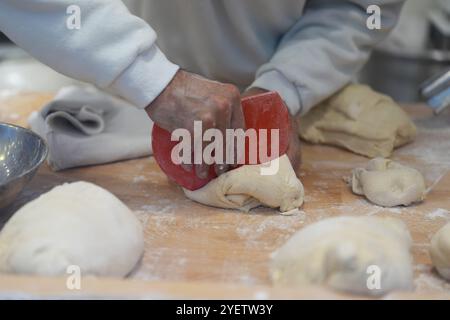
[146,70,245,179]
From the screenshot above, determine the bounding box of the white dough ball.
[271,216,413,296]
[430,222,450,280]
[0,182,144,277]
[351,158,426,207]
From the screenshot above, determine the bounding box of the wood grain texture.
[0,92,449,299]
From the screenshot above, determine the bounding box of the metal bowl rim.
[0,122,48,187]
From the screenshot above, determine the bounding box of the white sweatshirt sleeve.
[251,0,404,115]
[0,0,179,108]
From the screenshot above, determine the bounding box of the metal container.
[359,48,450,102]
[0,123,48,209]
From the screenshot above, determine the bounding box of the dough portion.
[299,84,416,158]
[351,158,426,207]
[184,155,304,213]
[271,216,413,296]
[430,222,450,280]
[0,182,144,277]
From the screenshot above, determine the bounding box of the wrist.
[145,69,184,117]
[112,45,179,109]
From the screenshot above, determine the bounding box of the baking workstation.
[0,0,449,302]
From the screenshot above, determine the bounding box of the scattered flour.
[413,264,450,292]
[312,199,402,218]
[138,198,185,215]
[236,213,304,241]
[7,113,19,120]
[132,175,147,183]
[238,274,258,285]
[280,208,304,216]
[398,127,450,168]
[253,290,269,300]
[425,208,450,221]
[414,264,430,273]
[386,207,403,214]
[0,89,21,99]
[393,118,450,201]
[140,205,175,214]
[414,272,450,292]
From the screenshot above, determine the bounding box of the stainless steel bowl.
[0,123,48,209]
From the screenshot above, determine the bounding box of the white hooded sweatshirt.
[0,0,404,115]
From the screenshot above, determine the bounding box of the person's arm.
[0,0,178,108]
[0,1,245,178]
[250,0,405,115]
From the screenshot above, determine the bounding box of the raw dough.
[430,222,450,280]
[351,158,426,207]
[0,182,144,277]
[299,84,416,158]
[271,216,413,296]
[184,155,304,213]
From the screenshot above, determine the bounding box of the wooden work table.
[0,92,449,299]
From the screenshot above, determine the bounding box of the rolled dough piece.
[0,182,144,277]
[430,222,450,280]
[351,158,426,207]
[299,84,416,158]
[271,216,413,296]
[183,155,304,213]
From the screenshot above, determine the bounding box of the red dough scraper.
[152,91,292,191]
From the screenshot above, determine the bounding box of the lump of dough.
[183,155,304,213]
[299,84,416,158]
[351,158,426,207]
[0,182,144,277]
[430,222,450,280]
[271,216,413,296]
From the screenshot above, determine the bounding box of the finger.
[194,139,209,179]
[230,96,246,130]
[214,100,231,176]
[181,162,193,173]
[196,136,216,179]
[230,97,246,166]
[195,115,213,179]
[195,163,209,179]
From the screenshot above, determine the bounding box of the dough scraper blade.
[152,91,292,191]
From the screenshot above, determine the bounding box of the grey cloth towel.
[28,86,154,171]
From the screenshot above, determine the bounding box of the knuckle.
[216,99,232,114]
[200,111,215,127]
[225,84,240,98]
